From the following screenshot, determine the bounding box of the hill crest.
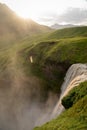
[0,3,51,42]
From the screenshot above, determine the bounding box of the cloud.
[37,13,58,25]
[39,8,87,25]
[58,8,87,24]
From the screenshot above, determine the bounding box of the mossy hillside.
[34,96,87,130]
[0,31,49,73]
[62,81,87,109]
[0,32,53,101]
[34,82,87,130]
[23,37,87,95]
[1,26,87,98]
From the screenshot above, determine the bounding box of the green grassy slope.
[2,26,85,99]
[46,26,87,40]
[21,36,87,96]
[0,23,87,129]
[62,81,87,109]
[0,26,87,98]
[34,81,87,130]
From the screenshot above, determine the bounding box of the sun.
[17,11,34,19]
[15,7,38,19]
[14,1,44,20]
[2,0,87,26]
[14,0,68,20]
[1,0,73,23]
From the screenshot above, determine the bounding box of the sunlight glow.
[14,0,66,19]
[13,0,87,19]
[0,0,87,25]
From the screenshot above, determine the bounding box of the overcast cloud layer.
[39,8,87,25]
[37,0,87,25]
[0,0,87,25]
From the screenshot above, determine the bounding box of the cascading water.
[0,61,87,129]
[51,63,87,118]
[35,63,87,126]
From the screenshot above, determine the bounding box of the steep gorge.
[34,63,87,130]
[52,63,87,118]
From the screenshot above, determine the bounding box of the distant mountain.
[51,23,78,29]
[0,3,51,42]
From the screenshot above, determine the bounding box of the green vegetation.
[0,5,87,102]
[0,25,87,98]
[62,81,87,109]
[34,81,87,130]
[0,4,87,130]
[21,36,87,96]
[46,26,87,40]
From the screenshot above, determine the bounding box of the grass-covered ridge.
[21,36,87,96]
[0,6,87,129]
[46,26,87,40]
[0,26,87,98]
[34,81,87,130]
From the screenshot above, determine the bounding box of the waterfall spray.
[51,63,87,118]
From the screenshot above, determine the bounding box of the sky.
[0,0,87,26]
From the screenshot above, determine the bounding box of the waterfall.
[35,63,87,126]
[51,63,87,118]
